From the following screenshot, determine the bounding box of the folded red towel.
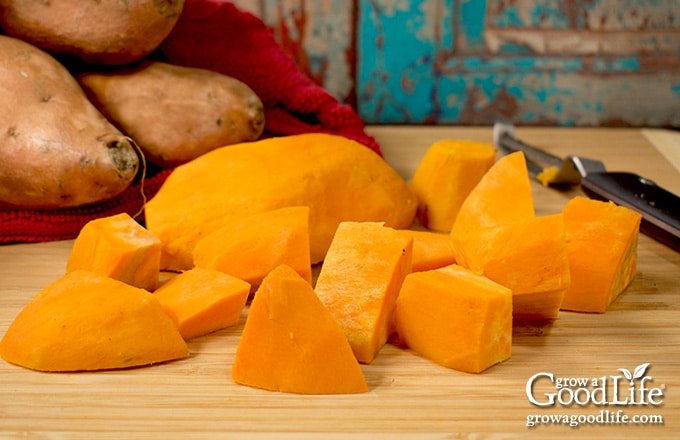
[0,0,379,244]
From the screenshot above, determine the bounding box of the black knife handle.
[580,172,680,252]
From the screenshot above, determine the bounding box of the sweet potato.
[154,268,250,340]
[395,264,513,373]
[145,133,418,270]
[314,222,413,364]
[410,139,496,232]
[0,35,139,209]
[451,151,535,239]
[193,206,312,290]
[453,214,571,319]
[396,229,457,272]
[0,270,188,372]
[232,265,368,394]
[78,61,265,168]
[0,0,184,65]
[560,196,642,313]
[66,213,162,291]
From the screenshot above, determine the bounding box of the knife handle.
[581,172,680,252]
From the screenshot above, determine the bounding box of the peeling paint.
[232,0,355,102]
[358,0,680,126]
[228,0,680,127]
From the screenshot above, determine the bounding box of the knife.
[493,120,680,252]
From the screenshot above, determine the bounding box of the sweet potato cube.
[314,222,413,363]
[193,206,312,289]
[232,265,368,394]
[410,139,496,232]
[0,270,188,372]
[451,151,535,239]
[66,212,161,291]
[397,229,457,272]
[452,214,570,319]
[560,196,642,313]
[395,264,512,373]
[154,268,250,340]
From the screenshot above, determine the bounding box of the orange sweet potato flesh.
[145,133,417,270]
[66,213,162,291]
[154,268,250,340]
[410,139,496,232]
[452,214,571,319]
[192,206,312,289]
[0,270,188,372]
[395,264,513,373]
[232,265,368,394]
[315,222,413,364]
[560,196,642,313]
[396,229,457,272]
[451,151,535,239]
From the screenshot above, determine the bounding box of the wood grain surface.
[1,127,678,439]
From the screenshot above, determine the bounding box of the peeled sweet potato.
[396,264,513,373]
[410,139,496,232]
[560,196,642,313]
[66,213,162,291]
[0,35,140,209]
[154,267,250,340]
[0,0,184,65]
[193,206,312,290]
[0,270,188,372]
[232,265,368,394]
[453,214,571,319]
[78,61,265,168]
[314,222,413,364]
[396,229,457,272]
[451,151,534,239]
[145,133,418,270]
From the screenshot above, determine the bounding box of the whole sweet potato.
[0,0,184,65]
[78,61,265,167]
[0,36,140,209]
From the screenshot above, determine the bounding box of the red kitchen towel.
[0,0,379,244]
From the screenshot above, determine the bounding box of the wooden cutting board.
[1,127,678,439]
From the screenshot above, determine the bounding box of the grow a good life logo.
[525,363,666,428]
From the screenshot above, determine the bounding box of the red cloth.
[0,0,379,244]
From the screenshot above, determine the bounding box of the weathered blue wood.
[229,0,680,127]
[357,0,680,126]
[232,0,356,101]
[358,0,453,123]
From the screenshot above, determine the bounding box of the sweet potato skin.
[0,0,185,65]
[0,35,139,209]
[78,61,265,167]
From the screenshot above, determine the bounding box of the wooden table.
[1,126,679,439]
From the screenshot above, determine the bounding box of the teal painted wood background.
[233,0,680,127]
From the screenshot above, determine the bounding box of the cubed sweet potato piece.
[396,229,457,272]
[232,265,368,394]
[66,213,161,291]
[451,151,535,239]
[395,264,512,373]
[193,206,312,290]
[0,270,188,372]
[154,268,250,340]
[314,222,413,363]
[410,139,496,232]
[560,196,642,313]
[452,214,571,319]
